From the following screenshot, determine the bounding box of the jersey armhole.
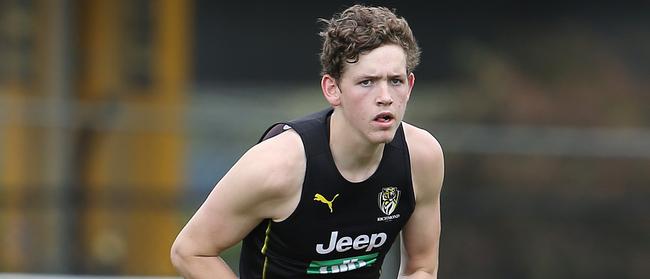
[258,123,293,143]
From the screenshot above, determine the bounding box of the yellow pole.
[75,0,124,272]
[0,83,28,270]
[0,0,51,270]
[123,0,190,274]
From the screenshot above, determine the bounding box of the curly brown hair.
[318,5,421,80]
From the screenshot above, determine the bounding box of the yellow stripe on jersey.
[261,220,272,279]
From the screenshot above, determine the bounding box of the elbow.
[170,239,190,272]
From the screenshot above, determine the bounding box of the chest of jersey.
[255,150,414,277]
[278,149,412,257]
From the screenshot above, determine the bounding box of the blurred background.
[1,0,648,278]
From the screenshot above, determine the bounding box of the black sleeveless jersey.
[239,108,415,279]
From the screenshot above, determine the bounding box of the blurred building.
[1,0,189,274]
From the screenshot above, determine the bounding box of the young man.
[171,5,444,279]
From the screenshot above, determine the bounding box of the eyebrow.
[357,74,382,80]
[388,73,407,79]
[356,73,406,80]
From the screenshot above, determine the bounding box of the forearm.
[172,254,238,279]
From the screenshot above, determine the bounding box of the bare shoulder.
[249,128,305,188]
[218,129,305,220]
[402,122,444,201]
[403,122,443,165]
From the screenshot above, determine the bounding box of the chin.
[368,131,397,144]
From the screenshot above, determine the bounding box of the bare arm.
[170,131,304,278]
[399,124,444,279]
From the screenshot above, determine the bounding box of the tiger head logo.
[378,187,400,216]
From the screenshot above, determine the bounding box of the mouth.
[373,112,395,123]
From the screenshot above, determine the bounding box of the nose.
[376,82,393,106]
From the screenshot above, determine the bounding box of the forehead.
[342,44,408,78]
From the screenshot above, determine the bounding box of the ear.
[406,72,415,100]
[321,74,341,106]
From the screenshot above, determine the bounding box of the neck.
[329,110,385,182]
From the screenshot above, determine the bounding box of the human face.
[327,44,414,144]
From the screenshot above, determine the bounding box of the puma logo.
[314,193,339,213]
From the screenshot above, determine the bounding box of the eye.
[390,78,404,86]
[360,80,373,87]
